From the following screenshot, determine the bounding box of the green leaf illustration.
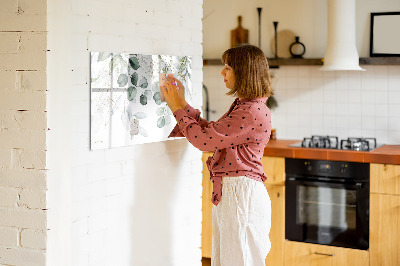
[129,57,140,70]
[156,107,165,116]
[117,73,128,87]
[157,116,166,128]
[98,52,112,62]
[113,54,128,70]
[152,81,160,93]
[133,112,147,119]
[127,86,137,101]
[165,115,171,125]
[144,90,152,98]
[131,73,138,86]
[139,126,148,137]
[140,94,147,105]
[139,77,148,88]
[153,92,161,105]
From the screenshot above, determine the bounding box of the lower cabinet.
[370,193,400,266]
[284,241,369,266]
[202,152,213,258]
[264,184,284,266]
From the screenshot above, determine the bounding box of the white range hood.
[320,0,365,71]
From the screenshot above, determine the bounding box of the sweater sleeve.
[168,104,210,138]
[172,106,256,152]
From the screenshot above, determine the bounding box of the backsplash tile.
[203,65,400,144]
[270,65,400,144]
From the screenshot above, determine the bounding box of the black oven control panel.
[285,158,369,181]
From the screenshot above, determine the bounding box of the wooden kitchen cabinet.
[370,163,400,266]
[202,152,213,258]
[370,193,400,266]
[201,154,286,265]
[264,184,285,266]
[284,241,369,266]
[262,156,285,266]
[261,156,285,186]
[370,163,400,195]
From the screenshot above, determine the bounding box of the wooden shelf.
[268,58,322,67]
[203,57,400,67]
[359,57,400,65]
[203,58,323,67]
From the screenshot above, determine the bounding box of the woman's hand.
[160,75,184,113]
[170,75,187,108]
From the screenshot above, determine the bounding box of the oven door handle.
[287,177,364,189]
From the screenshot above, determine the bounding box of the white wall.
[47,0,203,266]
[0,0,48,265]
[203,0,400,58]
[203,0,400,145]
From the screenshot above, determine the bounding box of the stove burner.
[340,137,377,151]
[301,135,339,149]
[295,136,378,151]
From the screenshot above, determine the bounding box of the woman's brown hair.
[221,44,273,99]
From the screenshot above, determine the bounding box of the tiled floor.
[202,257,211,266]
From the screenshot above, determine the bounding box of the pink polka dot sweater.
[169,97,271,206]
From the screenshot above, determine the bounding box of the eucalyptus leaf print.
[133,112,147,119]
[90,51,192,149]
[117,73,128,87]
[144,90,152,98]
[156,107,165,116]
[138,77,148,88]
[131,72,138,86]
[153,92,162,105]
[140,93,147,105]
[129,56,140,70]
[113,54,128,69]
[127,86,137,101]
[97,52,112,62]
[138,126,148,137]
[157,116,166,128]
[165,115,171,125]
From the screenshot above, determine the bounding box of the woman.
[161,44,273,266]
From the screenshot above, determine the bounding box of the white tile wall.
[203,65,400,144]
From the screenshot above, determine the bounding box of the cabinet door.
[202,152,213,258]
[284,241,369,266]
[264,184,284,266]
[262,156,285,185]
[370,193,400,266]
[370,163,400,195]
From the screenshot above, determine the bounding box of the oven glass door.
[286,179,369,250]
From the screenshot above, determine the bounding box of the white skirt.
[212,176,271,266]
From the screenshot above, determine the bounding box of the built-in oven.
[285,158,370,250]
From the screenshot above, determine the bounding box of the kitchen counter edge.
[263,139,400,165]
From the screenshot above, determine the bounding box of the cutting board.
[231,16,249,48]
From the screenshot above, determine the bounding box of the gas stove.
[289,135,381,151]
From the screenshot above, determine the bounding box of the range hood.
[320,0,365,71]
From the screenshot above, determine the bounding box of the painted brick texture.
[0,0,48,265]
[46,0,203,266]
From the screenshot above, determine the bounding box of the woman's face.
[220,64,235,89]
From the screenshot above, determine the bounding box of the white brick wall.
[47,1,203,266]
[0,0,48,265]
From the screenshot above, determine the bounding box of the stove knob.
[340,164,347,174]
[305,162,312,171]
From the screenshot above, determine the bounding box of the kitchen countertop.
[263,139,400,165]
